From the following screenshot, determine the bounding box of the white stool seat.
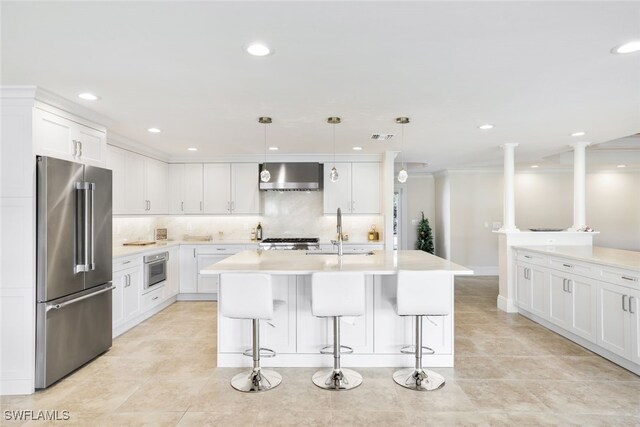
[219,273,281,393]
[393,270,452,392]
[311,272,366,391]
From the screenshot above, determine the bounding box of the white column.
[499,143,519,232]
[570,142,590,231]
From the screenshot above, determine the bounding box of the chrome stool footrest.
[400,345,435,355]
[231,368,282,393]
[393,368,445,391]
[312,368,362,391]
[320,345,354,355]
[242,347,277,358]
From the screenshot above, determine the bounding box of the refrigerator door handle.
[75,182,88,273]
[74,182,96,272]
[87,182,96,271]
[45,285,115,312]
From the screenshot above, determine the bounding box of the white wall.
[403,175,435,250]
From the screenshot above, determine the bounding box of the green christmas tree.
[416,211,434,254]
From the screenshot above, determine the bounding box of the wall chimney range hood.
[259,162,324,191]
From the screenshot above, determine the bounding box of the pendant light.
[396,117,409,183]
[259,116,272,182]
[328,116,341,182]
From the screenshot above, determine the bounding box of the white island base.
[203,250,472,368]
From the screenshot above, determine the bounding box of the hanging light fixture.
[396,117,409,183]
[328,117,341,182]
[259,116,272,182]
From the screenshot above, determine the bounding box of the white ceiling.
[2,1,639,171]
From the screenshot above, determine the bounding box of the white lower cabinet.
[515,248,639,374]
[112,260,142,328]
[179,245,250,297]
[179,246,198,293]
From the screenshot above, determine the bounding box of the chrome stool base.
[312,368,362,391]
[393,367,445,391]
[231,368,282,393]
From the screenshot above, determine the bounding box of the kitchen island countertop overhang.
[201,250,473,368]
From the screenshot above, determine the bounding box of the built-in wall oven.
[144,252,168,293]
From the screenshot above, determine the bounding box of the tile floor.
[2,276,639,426]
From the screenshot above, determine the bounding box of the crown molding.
[168,153,383,163]
[108,133,171,162]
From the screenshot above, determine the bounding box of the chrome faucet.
[335,207,343,257]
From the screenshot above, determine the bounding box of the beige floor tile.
[405,411,488,426]
[118,378,207,412]
[331,410,408,427]
[261,376,331,412]
[555,355,640,382]
[189,377,264,412]
[558,413,640,426]
[95,411,185,427]
[257,410,331,427]
[484,412,567,426]
[457,380,549,412]
[395,379,477,412]
[329,379,401,412]
[178,411,258,427]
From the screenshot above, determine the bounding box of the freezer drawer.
[35,284,113,388]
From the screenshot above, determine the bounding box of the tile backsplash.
[113,191,383,244]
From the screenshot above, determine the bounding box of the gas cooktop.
[259,237,320,250]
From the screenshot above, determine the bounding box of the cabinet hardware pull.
[200,201,203,211]
[622,295,628,312]
[181,201,184,212]
[78,141,82,157]
[567,280,572,293]
[231,201,235,212]
[193,248,196,258]
[72,140,78,157]
[562,263,573,268]
[216,248,225,251]
[152,296,159,301]
[122,260,131,264]
[524,255,532,259]
[227,201,230,212]
[630,297,636,314]
[621,276,638,282]
[562,279,567,292]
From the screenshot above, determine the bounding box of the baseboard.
[0,379,34,396]
[469,266,499,276]
[497,295,518,313]
[113,296,177,338]
[217,353,454,368]
[177,293,218,301]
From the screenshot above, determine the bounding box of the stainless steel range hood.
[259,162,324,191]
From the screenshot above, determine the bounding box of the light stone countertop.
[514,245,640,272]
[200,249,473,275]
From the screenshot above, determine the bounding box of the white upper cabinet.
[231,163,259,214]
[169,164,204,214]
[203,163,259,215]
[203,163,231,214]
[323,162,380,214]
[107,145,168,215]
[34,107,106,167]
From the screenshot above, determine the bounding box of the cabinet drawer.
[516,251,548,267]
[197,245,245,255]
[113,255,142,271]
[141,286,164,311]
[549,257,593,276]
[599,266,640,288]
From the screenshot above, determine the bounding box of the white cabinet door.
[203,163,231,214]
[231,163,259,214]
[351,163,380,214]
[516,264,532,311]
[323,163,352,214]
[197,254,223,294]
[168,164,185,214]
[184,163,204,214]
[123,266,142,320]
[33,108,76,162]
[598,282,631,359]
[568,276,597,343]
[164,247,179,299]
[262,276,297,354]
[112,270,126,326]
[124,152,146,214]
[549,272,570,329]
[179,246,198,293]
[530,266,550,319]
[145,157,168,214]
[631,289,640,364]
[75,125,106,166]
[107,145,127,215]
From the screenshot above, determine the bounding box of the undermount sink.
[305,251,375,256]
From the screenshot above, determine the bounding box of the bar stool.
[220,273,282,393]
[311,271,366,391]
[393,270,451,391]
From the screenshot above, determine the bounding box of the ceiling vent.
[370,133,395,141]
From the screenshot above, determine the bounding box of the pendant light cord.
[264,122,267,167]
[401,121,405,168]
[333,123,336,167]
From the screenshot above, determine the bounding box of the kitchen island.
[201,250,472,368]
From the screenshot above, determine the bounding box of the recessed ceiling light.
[531,165,539,168]
[571,131,586,137]
[187,147,198,151]
[147,127,161,133]
[617,164,627,168]
[611,40,640,54]
[478,124,494,130]
[78,92,99,101]
[352,146,363,151]
[268,146,279,151]
[246,43,272,56]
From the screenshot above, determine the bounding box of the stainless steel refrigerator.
[35,156,113,388]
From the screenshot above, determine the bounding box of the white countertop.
[113,239,384,258]
[514,245,640,272]
[200,250,473,275]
